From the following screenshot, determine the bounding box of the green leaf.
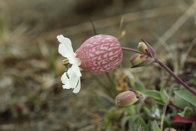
[128,116,146,131]
[143,90,160,98]
[133,82,145,91]
[178,107,193,117]
[174,88,196,106]
[143,106,151,114]
[151,121,161,131]
[128,115,139,130]
[160,88,169,104]
[143,90,164,104]
[123,106,136,114]
[121,116,132,129]
[137,117,150,131]
[174,96,191,108]
[135,104,143,113]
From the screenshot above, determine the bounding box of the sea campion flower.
[57,34,123,93]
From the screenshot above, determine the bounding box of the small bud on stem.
[130,54,153,68]
[115,91,138,107]
[115,90,145,107]
[121,39,196,95]
[137,42,148,53]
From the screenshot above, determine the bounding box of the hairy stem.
[155,58,196,95]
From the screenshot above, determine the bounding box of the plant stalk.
[122,46,196,95]
[122,47,144,54]
[155,58,196,95]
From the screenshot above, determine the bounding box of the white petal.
[72,79,81,93]
[73,56,82,66]
[61,72,71,89]
[57,35,83,93]
[57,35,73,53]
[57,35,75,63]
[68,64,82,77]
[57,35,82,66]
[62,84,71,89]
[67,65,81,87]
[66,65,82,93]
[58,43,74,59]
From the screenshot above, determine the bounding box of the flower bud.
[130,89,145,103]
[130,54,152,68]
[76,34,123,73]
[137,42,148,53]
[140,39,157,58]
[115,91,138,107]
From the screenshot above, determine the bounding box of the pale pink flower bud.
[115,91,138,107]
[76,34,123,73]
[115,90,145,107]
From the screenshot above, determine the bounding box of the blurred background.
[0,0,196,130]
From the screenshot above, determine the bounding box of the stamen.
[62,58,69,65]
[63,58,71,71]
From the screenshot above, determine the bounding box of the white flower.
[57,35,82,93]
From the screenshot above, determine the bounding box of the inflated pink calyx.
[76,34,123,74]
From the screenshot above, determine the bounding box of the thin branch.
[155,58,196,95]
[122,47,144,54]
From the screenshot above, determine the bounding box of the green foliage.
[100,77,196,131]
[96,38,196,131]
[160,88,169,104]
[101,105,151,131]
[178,107,193,117]
[131,81,145,92]
[151,121,161,131]
[175,88,196,106]
[174,96,191,108]
[143,90,165,104]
